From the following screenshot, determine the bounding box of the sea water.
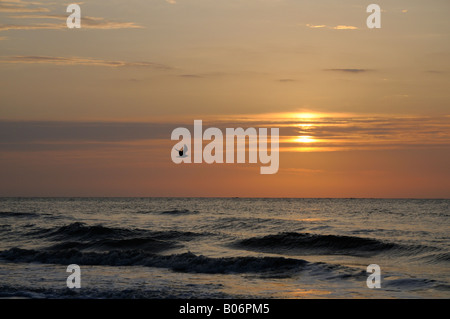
[0,198,448,298]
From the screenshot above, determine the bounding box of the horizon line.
[1,196,448,200]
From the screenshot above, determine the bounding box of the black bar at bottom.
[0,299,446,318]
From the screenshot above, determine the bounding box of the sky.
[0,0,449,197]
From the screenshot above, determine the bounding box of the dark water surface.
[0,198,448,298]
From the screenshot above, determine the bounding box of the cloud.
[305,24,326,29]
[165,0,176,4]
[75,16,143,30]
[0,6,48,13]
[0,36,7,40]
[0,55,172,69]
[0,0,49,13]
[1,2,143,31]
[325,68,370,73]
[0,14,143,31]
[177,72,226,79]
[178,74,203,78]
[0,23,61,31]
[0,121,174,145]
[277,79,296,82]
[0,115,449,153]
[305,24,358,30]
[332,25,358,30]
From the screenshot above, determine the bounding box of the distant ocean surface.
[0,198,448,299]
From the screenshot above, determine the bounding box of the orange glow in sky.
[0,1,449,198]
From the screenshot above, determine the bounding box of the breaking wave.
[231,232,398,256]
[0,248,308,275]
[30,222,204,242]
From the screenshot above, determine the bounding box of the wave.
[158,209,199,215]
[0,211,40,218]
[418,252,450,264]
[431,252,450,263]
[383,278,438,290]
[31,222,139,240]
[231,232,397,256]
[148,230,205,241]
[209,216,299,232]
[46,237,180,253]
[134,209,199,215]
[0,248,308,274]
[30,222,205,242]
[0,284,235,299]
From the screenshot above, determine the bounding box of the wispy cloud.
[0,23,60,31]
[0,55,172,69]
[277,79,296,82]
[178,74,203,78]
[325,68,370,73]
[1,2,143,32]
[12,14,142,28]
[305,24,358,30]
[0,0,49,13]
[305,24,326,29]
[332,25,358,30]
[0,15,143,31]
[177,72,226,79]
[2,114,448,153]
[0,120,173,145]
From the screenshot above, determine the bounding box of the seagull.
[177,144,188,158]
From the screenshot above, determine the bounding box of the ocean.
[0,198,448,299]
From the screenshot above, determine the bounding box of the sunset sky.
[1,0,449,197]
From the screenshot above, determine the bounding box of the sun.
[295,136,316,143]
[295,112,319,119]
